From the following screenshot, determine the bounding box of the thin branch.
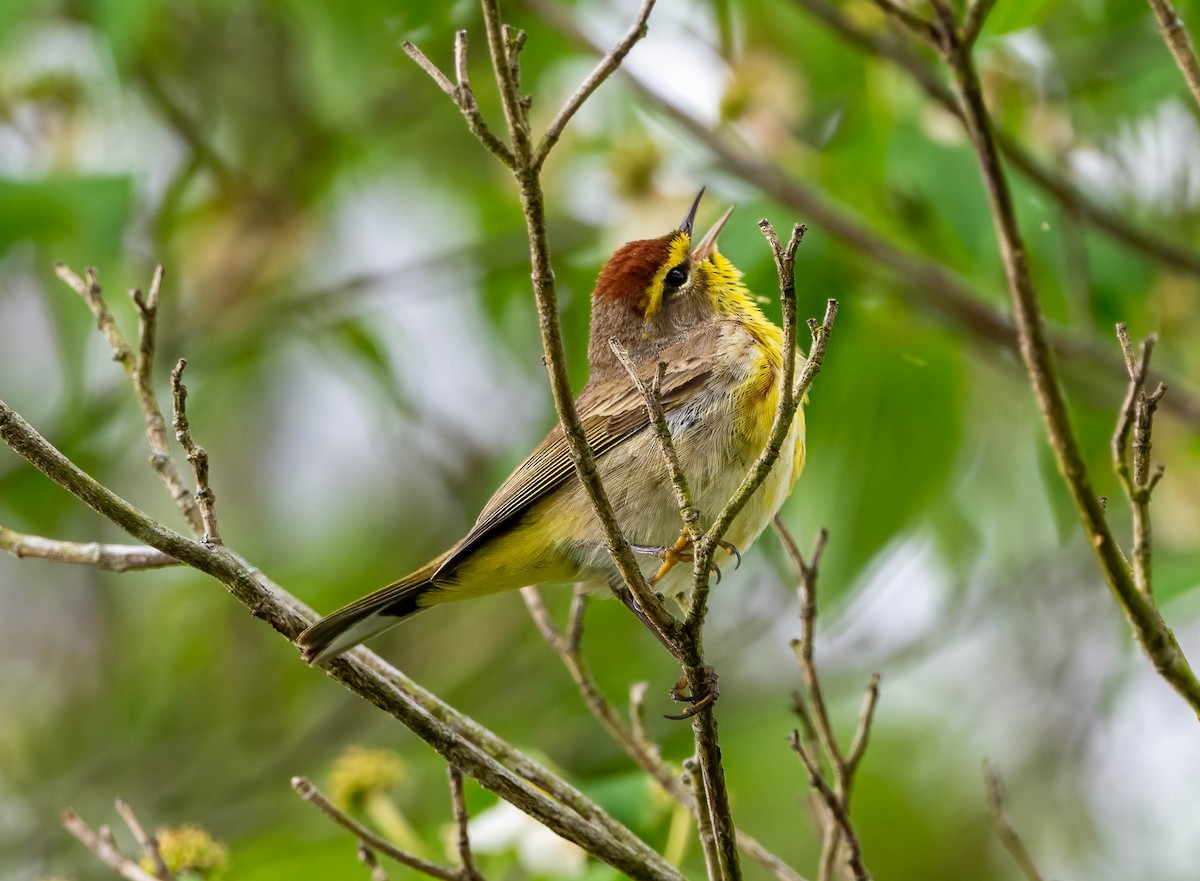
[609,339,702,543]
[983,762,1047,881]
[54,265,204,534]
[696,296,836,622]
[401,38,516,168]
[129,267,204,535]
[114,799,175,881]
[0,401,683,881]
[1145,0,1200,108]
[358,843,391,881]
[962,0,998,47]
[867,0,938,42]
[448,767,483,881]
[789,529,843,772]
[473,0,685,655]
[533,0,656,169]
[684,759,720,881]
[0,525,179,571]
[691,223,814,632]
[777,520,877,881]
[62,809,162,881]
[170,359,221,545]
[845,674,881,778]
[292,777,461,881]
[1112,324,1167,597]
[787,733,868,881]
[879,0,1200,719]
[55,265,133,369]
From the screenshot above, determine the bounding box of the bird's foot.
[666,666,720,720]
[631,534,742,586]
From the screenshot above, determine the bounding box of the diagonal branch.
[293,777,463,881]
[533,0,656,169]
[876,0,1200,719]
[1145,0,1200,107]
[1112,324,1167,597]
[0,399,684,881]
[170,360,221,545]
[983,762,1047,881]
[62,809,162,881]
[114,799,175,881]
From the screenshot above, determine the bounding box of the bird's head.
[587,188,757,375]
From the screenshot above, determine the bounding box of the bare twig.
[696,294,835,623]
[609,340,702,543]
[684,759,720,881]
[114,799,174,881]
[789,530,842,771]
[401,38,516,168]
[788,733,868,881]
[129,267,204,535]
[358,843,391,881]
[1145,0,1200,107]
[846,675,881,778]
[54,265,204,534]
[170,359,221,545]
[1112,324,1167,597]
[877,0,1200,719]
[62,809,162,881]
[533,0,656,169]
[983,762,1047,881]
[0,525,178,571]
[867,0,937,41]
[292,777,461,881]
[961,0,998,47]
[448,767,483,881]
[777,520,876,881]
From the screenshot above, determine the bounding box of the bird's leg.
[630,532,742,586]
[649,531,695,586]
[665,665,720,720]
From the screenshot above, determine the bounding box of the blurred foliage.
[2,1,1199,880]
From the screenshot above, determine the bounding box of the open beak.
[678,187,706,238]
[692,205,734,262]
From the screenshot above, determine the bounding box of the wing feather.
[434,342,714,576]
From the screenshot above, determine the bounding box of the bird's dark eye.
[664,264,688,289]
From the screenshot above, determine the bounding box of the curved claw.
[719,540,742,570]
[711,559,722,584]
[665,667,720,721]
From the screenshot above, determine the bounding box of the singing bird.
[298,190,805,665]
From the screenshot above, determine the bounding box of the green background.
[2,1,1199,879]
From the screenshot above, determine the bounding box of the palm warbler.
[299,189,804,664]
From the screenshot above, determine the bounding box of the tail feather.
[298,560,442,665]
